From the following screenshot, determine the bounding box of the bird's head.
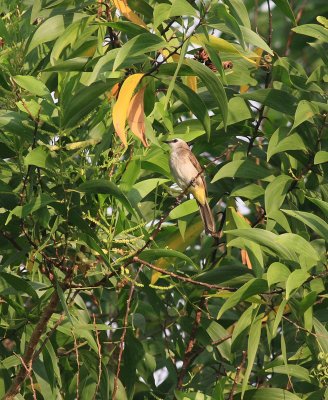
[163,138,190,150]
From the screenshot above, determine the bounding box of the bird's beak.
[163,140,171,144]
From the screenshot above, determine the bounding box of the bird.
[164,138,216,235]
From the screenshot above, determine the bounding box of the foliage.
[0,0,327,399]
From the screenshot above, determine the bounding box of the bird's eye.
[173,139,178,143]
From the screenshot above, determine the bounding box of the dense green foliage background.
[0,0,327,399]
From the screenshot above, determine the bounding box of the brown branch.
[92,314,102,400]
[33,313,65,361]
[176,297,205,390]
[112,266,142,399]
[247,1,272,155]
[12,353,37,400]
[228,350,247,400]
[212,334,232,346]
[284,0,307,56]
[133,257,236,292]
[3,291,59,400]
[72,330,80,400]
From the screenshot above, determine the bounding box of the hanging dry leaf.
[127,86,148,147]
[106,82,120,101]
[186,76,197,92]
[241,249,252,269]
[113,73,144,146]
[112,0,147,29]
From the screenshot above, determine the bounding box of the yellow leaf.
[151,220,203,284]
[113,73,144,146]
[254,47,264,68]
[112,0,147,29]
[192,34,256,64]
[240,85,249,93]
[127,86,148,147]
[186,76,197,92]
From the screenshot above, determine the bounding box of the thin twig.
[92,314,102,400]
[133,257,236,292]
[12,354,36,400]
[284,0,307,55]
[228,350,247,400]
[176,296,205,389]
[33,313,65,360]
[112,266,143,399]
[72,330,80,400]
[3,291,59,400]
[247,1,273,155]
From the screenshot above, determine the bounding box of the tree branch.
[176,296,205,390]
[3,291,59,400]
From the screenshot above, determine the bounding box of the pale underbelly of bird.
[169,155,206,205]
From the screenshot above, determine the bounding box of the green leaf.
[217,279,267,319]
[235,388,303,399]
[50,16,96,64]
[140,249,197,268]
[292,24,328,42]
[175,391,213,400]
[0,110,34,139]
[231,184,264,200]
[206,321,231,360]
[27,14,66,53]
[129,178,168,203]
[231,306,255,352]
[62,79,119,128]
[172,81,211,138]
[212,159,270,182]
[33,358,55,398]
[314,150,328,164]
[185,59,228,129]
[169,199,198,219]
[265,175,293,215]
[210,4,245,49]
[267,129,307,161]
[272,299,288,337]
[77,179,134,214]
[267,262,290,287]
[169,0,198,18]
[290,100,319,131]
[197,264,254,286]
[13,75,50,98]
[286,269,310,299]
[272,0,296,25]
[306,196,328,216]
[113,33,165,71]
[27,13,89,53]
[7,193,56,224]
[224,97,252,127]
[55,282,73,324]
[24,146,56,169]
[239,89,297,115]
[266,364,311,382]
[225,229,297,261]
[164,38,189,109]
[313,318,328,353]
[242,313,263,396]
[281,209,328,238]
[0,272,37,300]
[240,26,274,55]
[223,0,251,28]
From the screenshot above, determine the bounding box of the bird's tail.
[197,200,216,235]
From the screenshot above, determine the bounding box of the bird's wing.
[188,151,207,194]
